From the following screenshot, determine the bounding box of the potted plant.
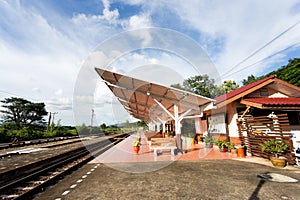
[236,145,245,158]
[215,139,228,152]
[204,135,214,148]
[260,139,289,168]
[221,141,229,152]
[215,139,224,152]
[133,140,141,154]
[227,142,236,154]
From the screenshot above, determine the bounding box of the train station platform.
[90,132,242,164]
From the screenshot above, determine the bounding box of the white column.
[157,117,166,134]
[174,104,181,134]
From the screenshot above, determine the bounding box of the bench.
[150,138,177,156]
[144,131,163,144]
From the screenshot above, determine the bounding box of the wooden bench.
[150,138,177,156]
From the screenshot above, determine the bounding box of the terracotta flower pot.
[270,157,286,168]
[237,148,245,158]
[133,146,140,154]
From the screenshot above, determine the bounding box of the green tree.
[0,97,47,130]
[172,75,217,98]
[76,123,90,135]
[100,123,107,131]
[124,120,131,129]
[242,75,257,85]
[242,58,300,87]
[137,120,148,128]
[183,75,216,97]
[222,80,240,93]
[262,58,300,87]
[210,80,240,97]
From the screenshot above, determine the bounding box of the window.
[288,111,300,125]
[260,88,269,96]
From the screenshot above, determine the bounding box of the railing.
[237,114,296,164]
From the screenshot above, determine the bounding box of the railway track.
[0,136,79,150]
[0,133,131,199]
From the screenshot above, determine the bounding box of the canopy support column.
[153,99,197,153]
[174,104,183,154]
[157,117,166,137]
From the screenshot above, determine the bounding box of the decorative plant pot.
[190,138,195,147]
[182,136,194,149]
[197,134,203,143]
[237,148,245,158]
[133,146,140,154]
[270,157,286,168]
[221,147,228,152]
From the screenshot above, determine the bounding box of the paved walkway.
[34,132,300,199]
[91,132,239,163]
[90,132,299,171]
[35,160,300,200]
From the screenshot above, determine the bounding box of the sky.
[1,0,300,126]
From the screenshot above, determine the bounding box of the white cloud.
[121,0,300,81]
[72,0,119,25]
[46,97,72,110]
[32,87,41,93]
[102,0,119,22]
[1,0,300,126]
[126,14,152,29]
[55,89,63,96]
[154,0,300,80]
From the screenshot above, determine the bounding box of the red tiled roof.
[242,98,300,106]
[214,75,276,104]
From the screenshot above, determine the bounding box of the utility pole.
[47,112,57,132]
[47,112,51,131]
[50,112,58,125]
[91,109,94,127]
[47,112,52,127]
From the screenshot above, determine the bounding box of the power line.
[0,89,41,102]
[221,41,300,79]
[221,20,300,78]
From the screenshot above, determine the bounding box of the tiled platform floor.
[91,132,245,164]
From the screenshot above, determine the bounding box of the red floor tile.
[90,132,244,164]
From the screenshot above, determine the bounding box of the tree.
[242,58,300,87]
[171,75,240,98]
[100,123,107,130]
[0,97,47,130]
[137,120,148,128]
[124,120,131,128]
[262,58,300,87]
[183,75,216,97]
[172,75,217,98]
[242,75,257,85]
[210,80,240,97]
[222,80,240,93]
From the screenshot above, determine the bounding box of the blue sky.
[1,0,300,126]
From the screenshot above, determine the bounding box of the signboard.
[208,113,226,134]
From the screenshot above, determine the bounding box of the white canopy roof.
[95,68,215,124]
